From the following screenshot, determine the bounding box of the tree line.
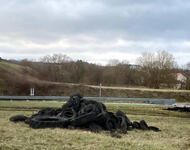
[18,50,188,89]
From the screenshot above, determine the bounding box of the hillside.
[0,60,190,102]
[0,60,98,96]
[0,60,40,95]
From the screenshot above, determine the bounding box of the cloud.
[0,0,190,65]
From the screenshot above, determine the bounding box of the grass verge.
[0,101,190,118]
[87,85,190,93]
[0,108,190,150]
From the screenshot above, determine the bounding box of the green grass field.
[0,101,190,150]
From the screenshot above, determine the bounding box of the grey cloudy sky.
[0,0,190,65]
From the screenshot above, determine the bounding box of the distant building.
[175,73,187,89]
[176,73,187,83]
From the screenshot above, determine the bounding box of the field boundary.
[0,96,175,105]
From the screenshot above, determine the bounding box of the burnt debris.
[166,106,190,112]
[10,94,160,136]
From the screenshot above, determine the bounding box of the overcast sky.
[0,0,190,65]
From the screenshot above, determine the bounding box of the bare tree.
[40,53,72,63]
[186,62,190,70]
[136,51,177,88]
[107,59,120,66]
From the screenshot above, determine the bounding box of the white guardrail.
[0,96,175,105]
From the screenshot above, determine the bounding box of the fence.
[0,96,175,105]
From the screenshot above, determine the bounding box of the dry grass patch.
[0,109,190,150]
[87,85,190,93]
[0,101,190,118]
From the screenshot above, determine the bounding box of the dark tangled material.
[10,94,160,136]
[166,107,190,112]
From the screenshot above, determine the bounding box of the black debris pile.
[10,94,160,136]
[166,106,190,112]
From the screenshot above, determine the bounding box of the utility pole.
[99,83,102,97]
[30,88,34,96]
